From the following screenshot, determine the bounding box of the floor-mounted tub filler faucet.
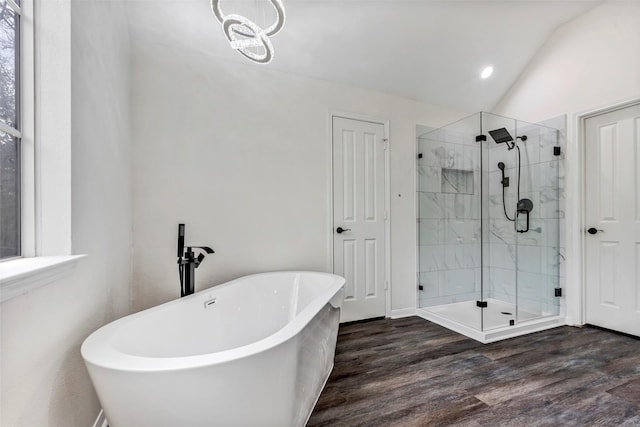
[177,223,214,297]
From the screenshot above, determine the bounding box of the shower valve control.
[587,227,603,235]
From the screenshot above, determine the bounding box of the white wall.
[131,41,465,314]
[493,1,640,325]
[494,1,640,120]
[0,1,132,426]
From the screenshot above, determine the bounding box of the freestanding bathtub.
[81,271,345,427]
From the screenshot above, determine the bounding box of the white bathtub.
[81,271,345,427]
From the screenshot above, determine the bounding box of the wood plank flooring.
[308,317,640,427]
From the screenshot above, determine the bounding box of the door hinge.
[554,146,561,156]
[418,284,424,291]
[476,300,488,308]
[475,134,487,142]
[555,288,562,297]
[383,138,389,150]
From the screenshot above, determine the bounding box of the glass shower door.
[481,112,519,330]
[515,120,561,322]
[417,113,483,330]
[481,113,562,330]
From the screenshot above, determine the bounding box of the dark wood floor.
[308,317,640,427]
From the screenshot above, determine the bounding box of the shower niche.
[417,112,563,343]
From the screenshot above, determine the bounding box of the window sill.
[0,255,86,303]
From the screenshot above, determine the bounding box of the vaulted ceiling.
[125,0,603,112]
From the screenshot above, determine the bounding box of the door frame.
[328,111,391,318]
[576,97,640,325]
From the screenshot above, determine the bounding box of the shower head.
[497,162,505,171]
[488,128,514,144]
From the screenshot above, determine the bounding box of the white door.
[585,102,640,336]
[332,116,387,322]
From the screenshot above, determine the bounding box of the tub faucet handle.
[190,246,214,267]
[193,246,215,254]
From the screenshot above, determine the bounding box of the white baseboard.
[92,410,108,427]
[564,316,584,327]
[389,308,416,319]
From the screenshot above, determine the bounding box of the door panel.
[342,130,356,221]
[598,124,617,220]
[333,116,386,322]
[585,103,640,336]
[342,239,356,301]
[364,239,378,297]
[597,241,618,307]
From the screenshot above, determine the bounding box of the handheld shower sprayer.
[498,162,508,187]
[177,223,185,257]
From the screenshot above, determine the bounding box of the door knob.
[336,227,351,234]
[587,227,603,235]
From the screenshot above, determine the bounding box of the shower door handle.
[587,227,603,235]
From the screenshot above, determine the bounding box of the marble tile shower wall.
[418,128,481,307]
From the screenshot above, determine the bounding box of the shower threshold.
[416,299,565,343]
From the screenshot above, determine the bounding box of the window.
[0,0,83,301]
[0,0,21,260]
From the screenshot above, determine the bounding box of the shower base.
[416,298,565,343]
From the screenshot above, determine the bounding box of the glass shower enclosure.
[416,112,562,343]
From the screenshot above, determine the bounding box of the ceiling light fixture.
[481,65,494,79]
[210,0,286,64]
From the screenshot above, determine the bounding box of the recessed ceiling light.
[481,65,494,79]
